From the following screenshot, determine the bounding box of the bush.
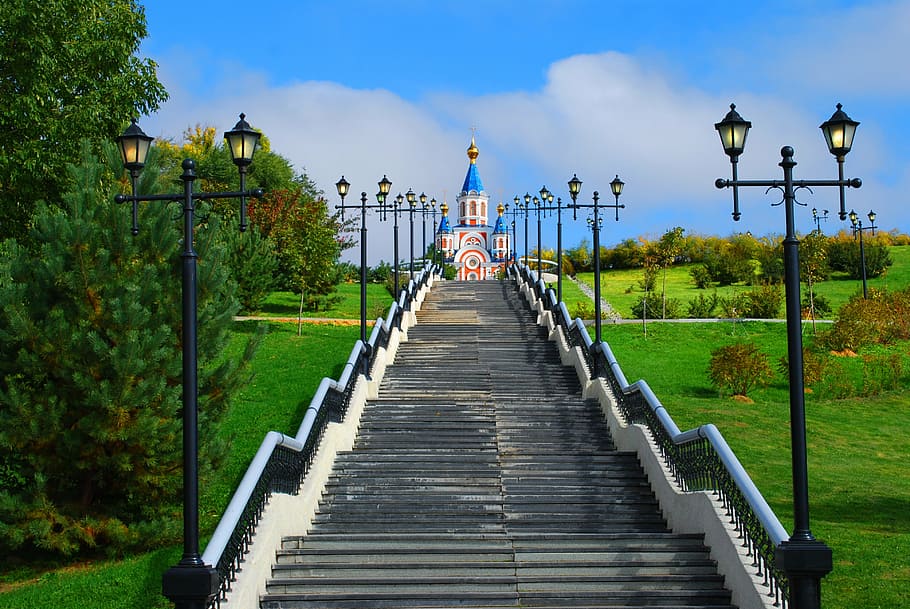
[802,292,832,319]
[572,300,607,320]
[690,265,713,289]
[778,347,827,388]
[822,288,910,352]
[718,285,782,319]
[828,235,893,279]
[708,342,775,397]
[369,260,392,283]
[687,292,719,318]
[630,292,681,319]
[742,283,783,318]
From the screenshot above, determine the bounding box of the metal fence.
[512,264,790,607]
[201,267,435,607]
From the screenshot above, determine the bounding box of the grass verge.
[600,321,910,609]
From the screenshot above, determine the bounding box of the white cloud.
[144,36,908,265]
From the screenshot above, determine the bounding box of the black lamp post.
[811,208,829,234]
[505,201,522,268]
[419,192,428,270]
[715,102,861,609]
[522,193,531,266]
[537,187,566,302]
[115,115,264,609]
[849,209,877,299]
[392,192,403,298]
[429,197,438,269]
[406,188,417,284]
[568,173,625,346]
[439,201,449,279]
[336,176,393,375]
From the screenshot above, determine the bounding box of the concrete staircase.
[260,281,736,608]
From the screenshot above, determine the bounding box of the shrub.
[828,235,893,278]
[687,292,719,318]
[708,342,775,397]
[742,283,783,318]
[778,347,827,388]
[572,300,607,320]
[630,292,676,319]
[822,288,910,352]
[802,292,832,319]
[369,260,392,283]
[690,265,713,289]
[718,285,782,319]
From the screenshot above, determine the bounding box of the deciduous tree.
[0,0,167,241]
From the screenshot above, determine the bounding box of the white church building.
[435,136,511,280]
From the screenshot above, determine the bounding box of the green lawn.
[257,282,392,320]
[4,275,907,609]
[599,321,910,609]
[574,245,910,320]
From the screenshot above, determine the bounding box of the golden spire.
[441,200,449,215]
[467,131,479,164]
[497,201,504,216]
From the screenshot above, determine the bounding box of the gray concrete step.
[260,281,735,609]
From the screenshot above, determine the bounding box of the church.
[435,136,511,280]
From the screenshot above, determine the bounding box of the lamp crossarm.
[334,202,387,212]
[715,178,862,190]
[115,188,265,205]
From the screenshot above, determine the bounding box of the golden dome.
[497,202,504,216]
[467,134,479,164]
[441,201,449,214]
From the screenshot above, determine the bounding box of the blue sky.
[140,1,909,264]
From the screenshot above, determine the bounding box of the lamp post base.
[775,539,833,609]
[162,563,220,609]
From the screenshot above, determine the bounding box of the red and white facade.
[436,137,510,281]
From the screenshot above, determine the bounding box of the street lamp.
[849,209,877,299]
[115,114,264,609]
[533,195,543,276]
[406,188,417,285]
[715,102,862,609]
[335,177,393,375]
[567,174,625,346]
[538,190,566,302]
[811,208,829,234]
[387,192,404,297]
[429,197,438,269]
[419,192,428,270]
[504,201,522,268]
[522,193,531,266]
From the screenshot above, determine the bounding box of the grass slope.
[600,321,910,609]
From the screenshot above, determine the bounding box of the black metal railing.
[201,266,437,607]
[511,264,790,607]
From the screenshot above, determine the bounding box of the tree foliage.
[0,0,167,242]
[0,143,259,557]
[249,184,354,311]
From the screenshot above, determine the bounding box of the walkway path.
[259,281,735,609]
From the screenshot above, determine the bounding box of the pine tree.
[0,142,259,557]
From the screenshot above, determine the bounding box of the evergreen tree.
[0,142,259,557]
